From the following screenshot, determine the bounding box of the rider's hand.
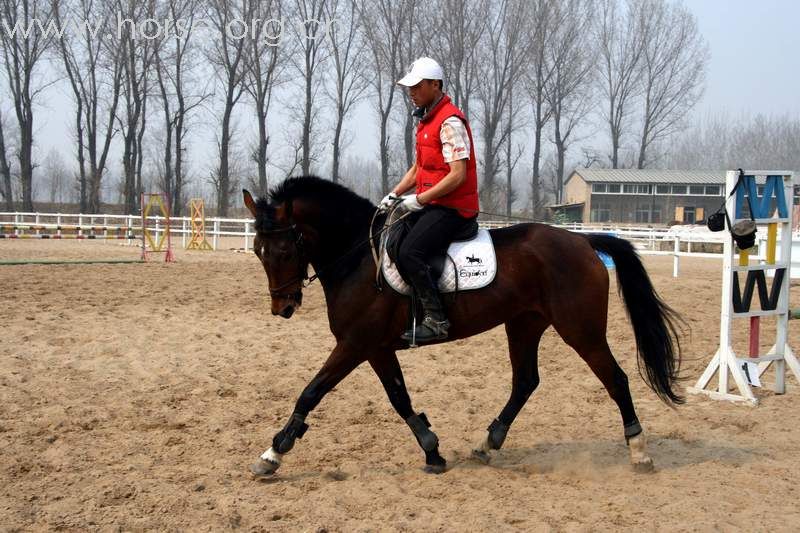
[400,194,424,212]
[379,192,399,211]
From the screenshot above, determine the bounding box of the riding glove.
[379,192,400,210]
[400,194,424,212]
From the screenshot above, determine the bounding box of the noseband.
[260,224,310,300]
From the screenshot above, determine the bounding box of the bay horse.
[243,176,682,476]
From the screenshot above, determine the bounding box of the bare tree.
[357,0,412,195]
[524,0,556,217]
[244,0,284,195]
[545,0,595,202]
[474,0,532,211]
[635,0,708,169]
[503,83,524,216]
[115,0,158,214]
[423,0,485,119]
[325,0,368,183]
[53,0,124,213]
[289,0,330,176]
[0,0,56,211]
[596,0,644,168]
[42,146,68,204]
[663,112,800,175]
[396,2,421,169]
[154,0,208,216]
[205,0,251,216]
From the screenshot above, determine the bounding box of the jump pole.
[185,198,213,251]
[140,192,175,262]
[688,170,800,404]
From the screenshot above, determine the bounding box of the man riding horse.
[379,57,479,344]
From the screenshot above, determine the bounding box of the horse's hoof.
[423,462,447,474]
[250,458,279,477]
[471,449,491,464]
[631,458,655,474]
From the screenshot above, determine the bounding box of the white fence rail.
[0,210,744,277]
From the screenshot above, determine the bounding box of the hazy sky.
[682,0,799,115]
[22,0,800,198]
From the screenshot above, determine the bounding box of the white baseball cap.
[397,57,444,87]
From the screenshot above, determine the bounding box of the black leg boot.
[401,268,450,343]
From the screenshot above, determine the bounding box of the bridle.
[259,223,311,300]
[256,204,412,300]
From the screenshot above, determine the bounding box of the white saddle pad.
[381,229,497,295]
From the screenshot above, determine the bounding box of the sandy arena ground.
[2,239,800,531]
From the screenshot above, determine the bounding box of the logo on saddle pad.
[382,229,497,295]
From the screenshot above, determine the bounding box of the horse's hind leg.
[473,312,548,462]
[556,318,654,472]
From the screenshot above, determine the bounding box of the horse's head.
[244,177,379,318]
[244,189,316,319]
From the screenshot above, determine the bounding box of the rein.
[262,207,411,297]
[263,201,541,298]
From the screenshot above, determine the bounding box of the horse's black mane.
[253,176,383,280]
[253,175,377,232]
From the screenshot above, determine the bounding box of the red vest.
[415,94,479,218]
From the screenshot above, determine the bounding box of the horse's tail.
[586,234,685,405]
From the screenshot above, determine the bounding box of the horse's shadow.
[450,436,762,474]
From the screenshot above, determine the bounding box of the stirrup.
[402,315,450,343]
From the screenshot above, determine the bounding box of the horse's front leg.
[250,343,364,477]
[369,352,447,474]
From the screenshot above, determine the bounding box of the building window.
[623,184,650,194]
[607,183,620,193]
[672,185,687,195]
[591,204,610,222]
[689,185,705,195]
[635,204,651,223]
[705,185,721,196]
[652,207,662,223]
[592,183,607,193]
[655,185,671,195]
[684,206,696,223]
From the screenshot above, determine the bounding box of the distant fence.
[4,210,794,278]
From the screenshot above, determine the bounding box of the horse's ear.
[243,189,258,218]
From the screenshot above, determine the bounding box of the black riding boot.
[401,268,450,344]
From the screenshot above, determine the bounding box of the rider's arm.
[417,160,466,204]
[392,163,417,196]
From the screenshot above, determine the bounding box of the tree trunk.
[75,102,87,213]
[18,118,33,211]
[218,102,232,216]
[135,93,147,214]
[331,105,343,184]
[403,108,414,170]
[379,109,390,196]
[256,105,269,193]
[302,67,312,176]
[481,125,496,208]
[175,119,184,214]
[0,115,12,211]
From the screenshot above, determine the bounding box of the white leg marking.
[628,433,654,472]
[475,437,492,454]
[260,447,283,464]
